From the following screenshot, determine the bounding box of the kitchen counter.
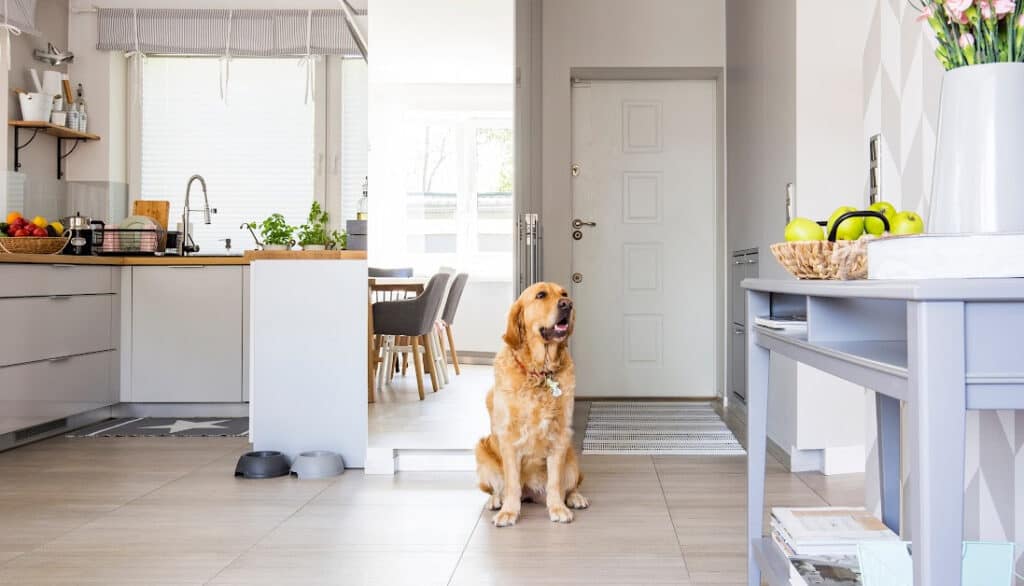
[244,250,367,261]
[0,253,250,265]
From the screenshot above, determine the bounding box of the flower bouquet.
[913,0,1024,68]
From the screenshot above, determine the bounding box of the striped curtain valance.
[2,0,38,35]
[97,8,365,58]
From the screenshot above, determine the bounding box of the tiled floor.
[368,363,491,451]
[0,433,864,585]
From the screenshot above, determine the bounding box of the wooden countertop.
[0,253,249,266]
[244,250,367,261]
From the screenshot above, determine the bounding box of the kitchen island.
[246,250,368,467]
[0,250,368,467]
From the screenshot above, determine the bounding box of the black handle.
[816,210,890,242]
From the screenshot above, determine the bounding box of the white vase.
[929,63,1024,234]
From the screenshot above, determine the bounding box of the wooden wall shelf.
[8,120,102,180]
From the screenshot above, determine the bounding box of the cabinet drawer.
[0,264,116,298]
[0,350,116,435]
[0,295,115,367]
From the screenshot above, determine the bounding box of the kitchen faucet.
[178,174,216,255]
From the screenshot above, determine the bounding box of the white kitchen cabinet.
[0,295,115,368]
[130,266,243,402]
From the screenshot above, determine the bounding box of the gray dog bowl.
[290,450,345,479]
[234,450,290,479]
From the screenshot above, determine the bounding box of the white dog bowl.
[290,450,345,479]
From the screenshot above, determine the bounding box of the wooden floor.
[0,436,863,585]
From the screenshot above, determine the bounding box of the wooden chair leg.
[410,336,426,400]
[401,352,409,375]
[422,334,440,392]
[367,308,376,404]
[446,324,461,375]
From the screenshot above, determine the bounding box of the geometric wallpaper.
[863,1,1024,580]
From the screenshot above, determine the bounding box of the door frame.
[568,67,727,403]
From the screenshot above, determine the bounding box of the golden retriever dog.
[476,282,589,527]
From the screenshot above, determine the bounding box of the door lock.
[571,163,581,177]
[572,219,597,229]
[571,272,583,284]
[572,230,583,241]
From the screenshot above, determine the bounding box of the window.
[340,59,369,223]
[141,57,315,252]
[397,116,513,279]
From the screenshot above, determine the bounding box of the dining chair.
[439,273,469,375]
[372,273,450,400]
[427,266,457,386]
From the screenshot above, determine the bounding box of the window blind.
[140,57,315,253]
[97,8,366,58]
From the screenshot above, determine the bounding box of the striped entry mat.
[582,401,746,456]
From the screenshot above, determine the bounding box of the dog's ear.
[503,299,524,348]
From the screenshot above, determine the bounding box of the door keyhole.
[572,230,583,241]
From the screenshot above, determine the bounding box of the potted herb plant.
[297,201,330,251]
[329,229,347,250]
[247,213,295,251]
[913,0,1024,233]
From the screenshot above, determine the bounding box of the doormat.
[582,402,745,456]
[65,417,249,438]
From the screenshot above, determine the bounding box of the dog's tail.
[475,434,502,494]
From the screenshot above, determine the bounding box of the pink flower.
[994,0,1016,16]
[979,0,993,19]
[916,5,934,21]
[946,0,975,22]
[960,32,976,47]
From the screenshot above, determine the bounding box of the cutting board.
[132,200,170,230]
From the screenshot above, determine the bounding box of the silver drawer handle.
[51,264,76,268]
[47,356,71,363]
[166,265,204,269]
[733,328,744,335]
[48,295,71,301]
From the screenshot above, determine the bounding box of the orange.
[5,211,21,224]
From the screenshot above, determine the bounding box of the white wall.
[538,0,727,285]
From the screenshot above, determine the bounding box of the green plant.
[297,201,330,246]
[248,213,294,246]
[330,229,347,250]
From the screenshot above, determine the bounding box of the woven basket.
[770,237,873,280]
[0,236,70,255]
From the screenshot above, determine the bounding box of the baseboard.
[822,445,866,475]
[113,403,250,418]
[0,406,115,453]
[364,447,476,475]
[576,396,719,401]
[455,351,495,366]
[767,439,793,470]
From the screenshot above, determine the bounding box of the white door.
[571,80,718,398]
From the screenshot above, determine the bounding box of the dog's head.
[503,282,575,350]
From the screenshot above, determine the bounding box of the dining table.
[367,277,429,402]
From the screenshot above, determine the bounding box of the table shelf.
[8,120,101,179]
[751,538,797,586]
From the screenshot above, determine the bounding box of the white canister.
[50,111,66,126]
[17,92,53,122]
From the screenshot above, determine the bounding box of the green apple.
[784,217,825,242]
[890,211,925,235]
[865,201,897,235]
[827,206,864,241]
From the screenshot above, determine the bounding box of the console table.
[743,278,1024,586]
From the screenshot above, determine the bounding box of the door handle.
[572,219,597,229]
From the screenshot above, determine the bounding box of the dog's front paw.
[566,491,590,509]
[548,503,574,523]
[492,508,519,527]
[486,493,502,510]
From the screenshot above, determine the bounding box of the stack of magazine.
[766,507,899,585]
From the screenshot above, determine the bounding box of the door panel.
[571,80,718,398]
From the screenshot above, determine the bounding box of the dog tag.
[546,377,562,398]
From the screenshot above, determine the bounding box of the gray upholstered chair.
[372,273,450,400]
[439,273,469,375]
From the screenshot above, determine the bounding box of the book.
[867,233,1024,279]
[755,315,808,331]
[789,554,862,586]
[771,508,898,556]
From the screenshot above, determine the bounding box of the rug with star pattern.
[65,417,248,438]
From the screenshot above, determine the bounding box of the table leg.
[875,392,901,534]
[746,290,771,586]
[907,301,966,586]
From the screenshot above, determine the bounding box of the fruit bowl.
[0,236,69,255]
[772,211,889,280]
